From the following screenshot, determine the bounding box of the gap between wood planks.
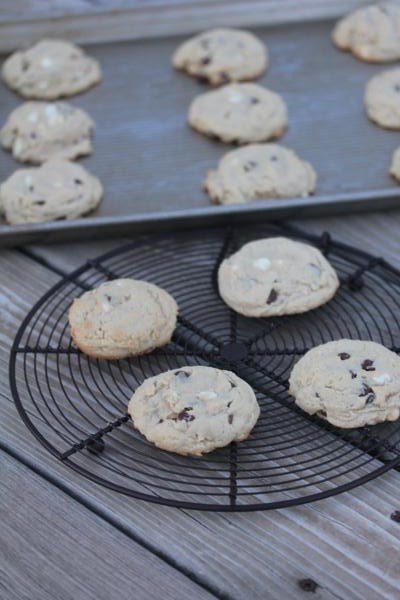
[2,250,229,600]
[0,423,228,600]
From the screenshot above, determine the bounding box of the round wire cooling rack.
[9,223,400,511]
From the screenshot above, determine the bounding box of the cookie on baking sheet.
[365,68,400,129]
[332,2,400,62]
[2,39,101,100]
[0,160,102,224]
[218,237,339,318]
[0,101,94,163]
[188,83,287,144]
[204,143,316,204]
[172,28,268,85]
[127,366,260,456]
[69,279,178,359]
[289,340,400,428]
[390,145,400,180]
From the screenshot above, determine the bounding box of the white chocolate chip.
[253,257,271,270]
[198,391,218,401]
[13,138,24,155]
[372,373,392,385]
[40,57,53,69]
[45,104,61,123]
[229,91,244,103]
[307,263,321,277]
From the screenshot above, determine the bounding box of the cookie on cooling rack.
[365,68,400,129]
[203,143,316,204]
[0,159,102,224]
[69,279,178,359]
[332,2,400,62]
[289,340,400,428]
[172,28,267,85]
[0,101,94,163]
[188,83,287,144]
[218,237,339,317]
[128,366,260,456]
[2,39,101,99]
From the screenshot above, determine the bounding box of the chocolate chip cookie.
[128,366,260,455]
[218,237,339,317]
[289,340,400,428]
[204,143,316,204]
[172,28,268,85]
[188,83,287,144]
[2,39,101,99]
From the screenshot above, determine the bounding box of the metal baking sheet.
[1,18,400,247]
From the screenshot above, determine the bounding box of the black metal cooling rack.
[9,223,400,511]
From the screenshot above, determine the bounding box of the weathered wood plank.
[27,210,400,273]
[0,450,216,600]
[1,250,400,599]
[0,0,371,51]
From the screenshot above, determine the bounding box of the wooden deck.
[1,1,400,598]
[1,210,400,600]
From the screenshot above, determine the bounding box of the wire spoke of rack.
[9,224,400,511]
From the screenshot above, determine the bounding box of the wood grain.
[0,0,371,51]
[0,450,215,600]
[1,250,400,599]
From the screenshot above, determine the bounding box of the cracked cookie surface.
[172,28,267,85]
[0,101,94,163]
[189,83,287,144]
[2,39,101,99]
[218,237,339,318]
[204,143,316,204]
[332,2,400,62]
[128,366,260,455]
[0,159,102,224]
[289,340,400,428]
[69,279,178,359]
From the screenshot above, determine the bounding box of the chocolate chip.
[33,200,45,206]
[158,418,164,424]
[350,370,357,379]
[361,359,375,372]
[390,510,400,522]
[359,383,375,399]
[105,294,112,302]
[201,57,211,65]
[229,381,237,389]
[317,410,327,418]
[365,395,375,405]
[175,370,190,378]
[21,60,30,71]
[219,72,230,83]
[315,393,320,398]
[177,408,195,422]
[28,185,34,192]
[250,97,260,104]
[196,76,209,85]
[74,178,83,185]
[266,288,278,304]
[298,578,319,593]
[243,160,257,172]
[228,414,234,424]
[227,401,232,407]
[338,352,350,360]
